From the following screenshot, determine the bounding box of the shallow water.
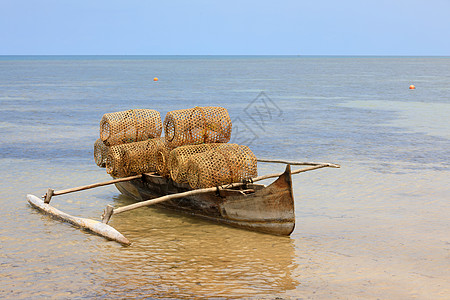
[1,56,449,299]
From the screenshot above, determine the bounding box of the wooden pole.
[102,205,115,224]
[254,163,335,181]
[102,163,338,223]
[257,158,340,168]
[53,174,144,196]
[44,188,54,204]
[42,174,147,204]
[105,185,227,221]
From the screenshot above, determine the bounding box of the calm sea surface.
[0,56,449,299]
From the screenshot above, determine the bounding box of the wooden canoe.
[114,165,295,235]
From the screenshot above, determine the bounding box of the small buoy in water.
[153,77,158,82]
[409,85,415,89]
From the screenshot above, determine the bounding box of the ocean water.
[0,56,449,299]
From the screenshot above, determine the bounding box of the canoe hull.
[114,166,295,235]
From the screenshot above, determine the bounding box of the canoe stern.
[218,165,295,235]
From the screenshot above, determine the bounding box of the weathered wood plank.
[27,194,130,245]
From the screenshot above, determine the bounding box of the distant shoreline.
[1,54,449,61]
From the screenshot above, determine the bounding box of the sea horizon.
[1,54,449,60]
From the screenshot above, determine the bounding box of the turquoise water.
[1,56,449,299]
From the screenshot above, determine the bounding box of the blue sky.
[1,0,449,55]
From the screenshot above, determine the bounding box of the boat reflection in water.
[95,193,299,298]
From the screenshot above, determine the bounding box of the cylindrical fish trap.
[100,109,162,146]
[94,138,108,167]
[168,143,221,183]
[155,143,174,177]
[124,138,161,176]
[105,137,168,177]
[105,146,128,178]
[164,106,232,148]
[186,144,258,189]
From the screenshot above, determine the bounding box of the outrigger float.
[27,159,339,246]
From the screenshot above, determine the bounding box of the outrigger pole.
[27,161,339,245]
[27,174,149,246]
[43,174,145,204]
[100,162,340,224]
